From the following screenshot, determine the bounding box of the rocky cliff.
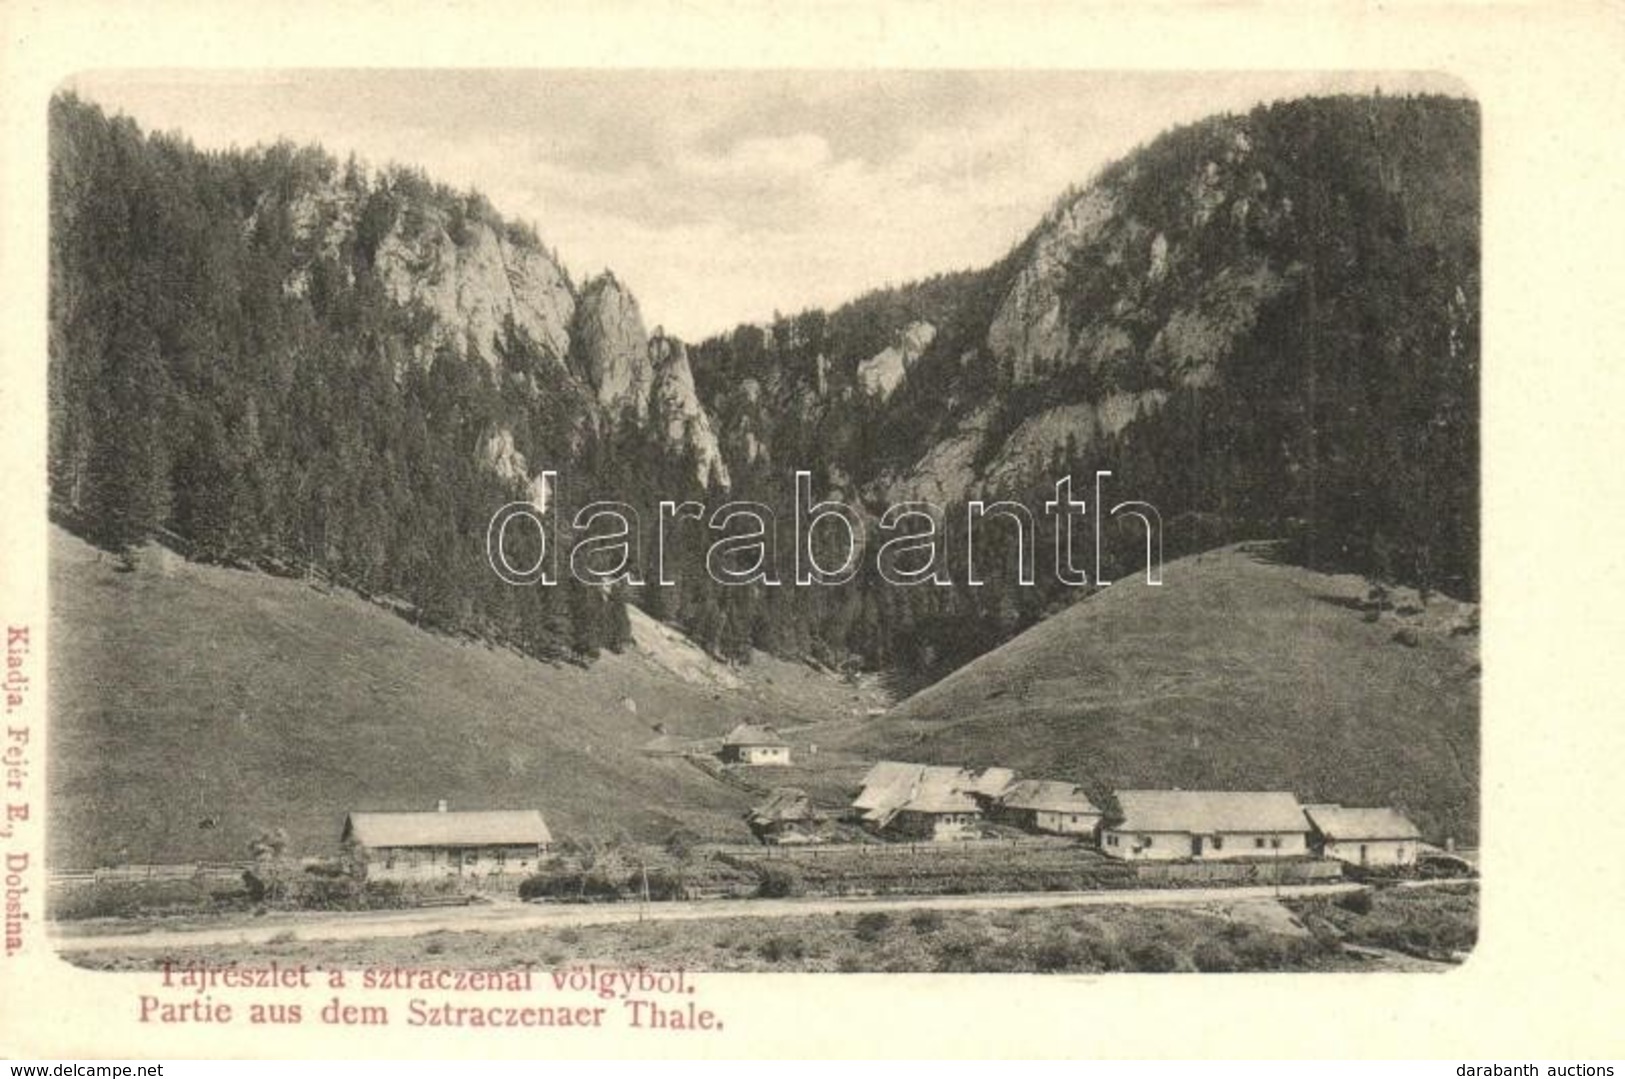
[688,94,1478,595]
[274,179,730,491]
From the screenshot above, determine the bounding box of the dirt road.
[52,880,1381,954]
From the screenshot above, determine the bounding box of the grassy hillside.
[46,528,884,869]
[826,544,1480,845]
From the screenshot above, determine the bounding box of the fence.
[1131,858,1343,885]
[50,861,251,886]
[704,835,1081,860]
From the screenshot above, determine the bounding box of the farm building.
[341,802,552,883]
[1100,790,1309,861]
[1303,805,1423,867]
[719,723,791,765]
[994,780,1102,836]
[851,761,988,841]
[745,788,826,845]
[963,766,1017,801]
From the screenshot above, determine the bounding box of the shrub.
[910,910,946,935]
[1193,939,1240,972]
[639,868,691,902]
[1032,929,1093,972]
[757,934,806,962]
[853,912,892,942]
[1126,938,1183,973]
[1336,889,1375,915]
[49,879,214,920]
[754,865,805,898]
[520,871,622,902]
[932,926,991,972]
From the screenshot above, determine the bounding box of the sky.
[66,70,1467,341]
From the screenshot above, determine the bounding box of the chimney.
[435,799,449,814]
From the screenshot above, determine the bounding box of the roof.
[964,767,1017,798]
[999,780,1101,815]
[343,810,552,849]
[1304,805,1421,841]
[1111,791,1307,834]
[853,762,984,818]
[853,761,927,812]
[900,787,980,814]
[723,723,788,748]
[748,788,815,824]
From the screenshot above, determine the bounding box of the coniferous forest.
[48,91,1478,679]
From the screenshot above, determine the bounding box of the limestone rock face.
[857,320,937,399]
[370,204,576,370]
[571,273,655,418]
[481,427,553,511]
[985,186,1117,384]
[649,333,730,487]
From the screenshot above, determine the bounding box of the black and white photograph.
[2,2,1622,1062]
[39,68,1481,977]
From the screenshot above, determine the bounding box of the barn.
[719,723,792,765]
[745,788,826,845]
[341,802,552,883]
[1303,805,1423,868]
[851,761,987,841]
[994,780,1102,836]
[1100,790,1309,861]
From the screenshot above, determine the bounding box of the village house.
[1303,804,1423,868]
[851,761,991,842]
[1100,790,1309,861]
[993,780,1103,836]
[719,723,791,765]
[341,801,552,883]
[745,787,825,845]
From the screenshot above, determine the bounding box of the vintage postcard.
[0,0,1621,1062]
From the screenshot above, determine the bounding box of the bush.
[757,934,807,962]
[853,912,892,942]
[1193,940,1240,972]
[49,879,214,920]
[1336,889,1375,915]
[520,871,623,902]
[639,868,691,902]
[754,865,805,898]
[1126,938,1184,973]
[910,910,946,935]
[1032,929,1094,972]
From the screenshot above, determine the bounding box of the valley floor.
[56,881,1474,974]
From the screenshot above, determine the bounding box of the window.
[1141,836,1153,848]
[1270,837,1282,849]
[1212,836,1224,851]
[1255,837,1266,849]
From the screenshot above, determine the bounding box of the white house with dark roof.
[994,780,1103,836]
[1303,804,1422,867]
[341,801,552,882]
[720,723,791,765]
[1100,790,1309,861]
